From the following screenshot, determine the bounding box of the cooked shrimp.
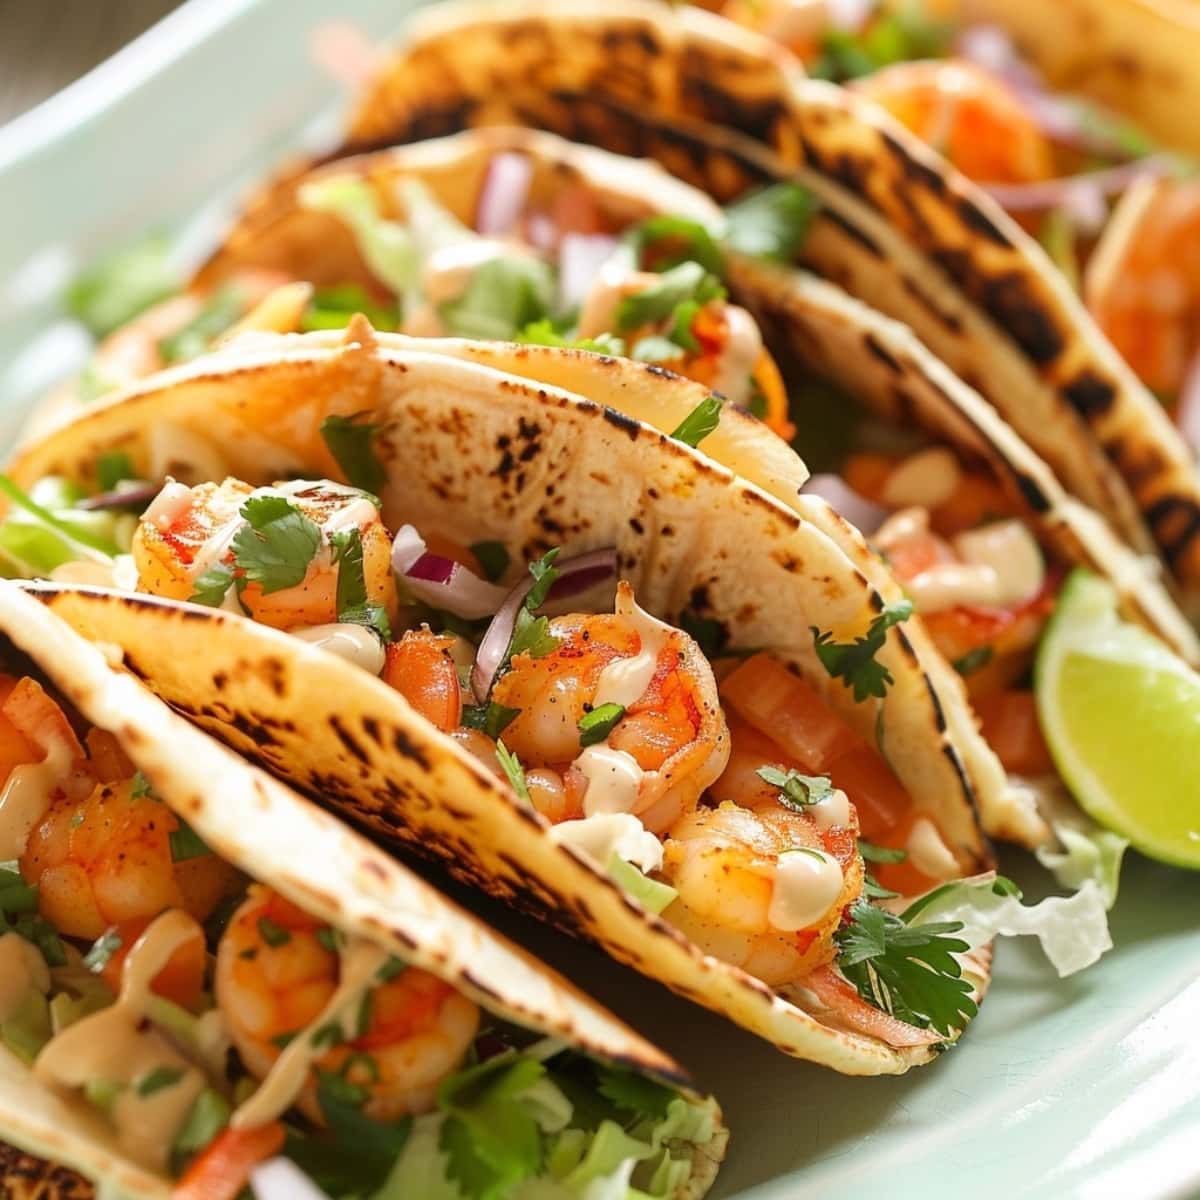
[854,61,1055,186]
[660,799,862,987]
[491,582,729,832]
[382,629,462,733]
[217,887,479,1120]
[134,477,398,630]
[1085,175,1200,397]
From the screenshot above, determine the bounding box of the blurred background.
[0,0,183,125]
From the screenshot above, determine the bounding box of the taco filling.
[0,665,718,1200]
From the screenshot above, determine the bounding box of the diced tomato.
[172,1121,285,1200]
[882,529,955,581]
[974,689,1055,776]
[931,471,1014,536]
[549,185,608,236]
[99,917,206,1010]
[826,746,912,841]
[721,654,859,772]
[842,453,895,505]
[381,630,463,734]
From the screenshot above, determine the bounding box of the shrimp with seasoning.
[216,886,480,1120]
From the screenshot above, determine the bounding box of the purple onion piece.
[76,482,163,511]
[470,547,618,701]
[391,525,509,621]
[983,158,1171,216]
[475,152,534,236]
[802,474,888,536]
[557,233,620,312]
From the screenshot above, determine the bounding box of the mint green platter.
[1,4,1198,1197]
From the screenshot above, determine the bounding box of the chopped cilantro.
[508,610,558,661]
[83,930,122,973]
[514,319,625,355]
[756,766,833,809]
[724,183,818,262]
[811,599,913,701]
[256,916,291,948]
[376,955,407,983]
[810,11,953,82]
[189,564,235,607]
[440,256,554,340]
[315,927,341,953]
[678,610,728,658]
[310,1020,345,1051]
[594,1064,674,1119]
[495,740,531,802]
[462,702,521,739]
[302,284,399,333]
[630,333,685,363]
[0,864,65,966]
[469,540,510,583]
[858,839,907,865]
[320,413,387,494]
[130,771,152,799]
[627,214,725,276]
[615,261,725,333]
[231,494,321,595]
[330,527,391,640]
[170,1088,230,1174]
[157,285,245,363]
[578,703,626,748]
[670,394,725,448]
[96,451,136,493]
[835,898,976,1036]
[0,868,38,915]
[137,1066,185,1096]
[168,820,210,862]
[952,645,994,677]
[65,233,180,338]
[524,548,560,609]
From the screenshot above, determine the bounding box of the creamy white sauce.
[768,849,844,931]
[576,746,645,817]
[0,931,50,1022]
[952,520,1045,609]
[873,505,931,549]
[147,423,228,485]
[905,817,960,882]
[808,787,852,831]
[420,239,525,307]
[549,812,664,874]
[880,447,962,511]
[575,264,662,339]
[292,623,386,675]
[142,480,194,532]
[232,938,389,1130]
[709,305,764,409]
[33,910,208,1171]
[905,562,1008,613]
[0,726,76,860]
[322,497,380,537]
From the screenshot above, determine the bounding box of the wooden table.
[0,0,183,126]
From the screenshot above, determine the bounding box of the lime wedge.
[1035,569,1200,868]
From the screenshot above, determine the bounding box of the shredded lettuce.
[65,233,181,338]
[1,989,52,1064]
[605,856,677,917]
[907,875,1112,977]
[397,178,476,265]
[440,257,555,340]
[1027,780,1128,908]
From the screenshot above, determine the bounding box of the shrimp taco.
[335,0,1200,616]
[0,580,725,1200]
[54,124,1196,861]
[3,330,1109,1072]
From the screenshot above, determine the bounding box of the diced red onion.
[955,24,1017,75]
[251,1157,332,1200]
[77,481,163,511]
[982,158,1171,218]
[391,525,509,620]
[803,474,887,535]
[557,234,621,312]
[471,547,618,701]
[1177,351,1200,456]
[524,210,558,253]
[475,152,534,236]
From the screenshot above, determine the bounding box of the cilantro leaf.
[470,540,510,583]
[65,233,180,338]
[756,765,833,809]
[231,494,321,596]
[330,527,391,640]
[96,452,136,493]
[320,413,387,494]
[670,394,725,448]
[508,610,559,661]
[157,285,245,363]
[724,183,818,262]
[524,549,560,610]
[189,564,235,608]
[952,645,993,677]
[594,1064,674,1120]
[578,703,626,748]
[137,1066,185,1096]
[438,1054,545,1200]
[462,702,521,738]
[835,898,976,1036]
[0,865,65,966]
[858,839,907,865]
[627,214,725,276]
[514,319,625,355]
[809,11,953,82]
[678,611,728,658]
[630,333,686,363]
[130,771,152,800]
[495,741,531,802]
[256,916,291,947]
[83,930,122,973]
[170,1088,230,1174]
[302,284,399,333]
[811,599,913,701]
[615,261,725,333]
[168,820,210,862]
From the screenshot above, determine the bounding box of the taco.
[334,0,1200,616]
[4,331,1111,1071]
[0,580,724,1199]
[78,124,1196,855]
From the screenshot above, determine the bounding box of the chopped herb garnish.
[130,771,152,799]
[578,702,626,747]
[376,955,407,983]
[271,1031,298,1049]
[594,1064,674,1119]
[508,610,558,661]
[69,812,85,829]
[256,916,292,948]
[137,1066,185,1096]
[724,183,818,262]
[615,261,725,334]
[330,527,391,639]
[469,540,510,583]
[439,256,554,340]
[952,645,994,677]
[835,897,976,1036]
[495,740,531,802]
[315,927,341,953]
[461,701,521,738]
[320,413,387,494]
[170,1088,231,1175]
[157,285,244,363]
[168,820,210,862]
[858,839,907,865]
[678,610,728,658]
[303,285,399,333]
[356,990,374,1039]
[189,564,235,607]
[811,599,913,701]
[628,214,725,276]
[311,1020,345,1050]
[96,451,136,493]
[238,948,258,961]
[83,930,123,973]
[0,867,38,916]
[756,766,834,809]
[670,394,725,448]
[231,494,321,595]
[809,11,953,82]
[514,319,625,355]
[524,548,560,609]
